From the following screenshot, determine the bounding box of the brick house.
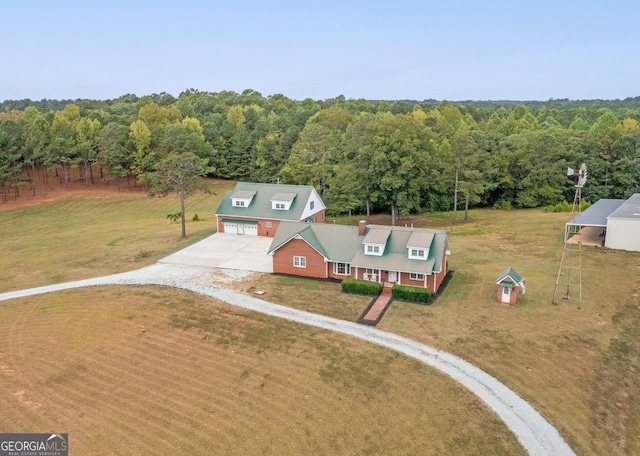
[268,220,450,293]
[215,182,326,237]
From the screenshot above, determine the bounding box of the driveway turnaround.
[158,232,273,272]
[0,263,575,456]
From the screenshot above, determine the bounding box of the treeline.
[1,89,639,217]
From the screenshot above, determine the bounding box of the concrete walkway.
[0,263,575,456]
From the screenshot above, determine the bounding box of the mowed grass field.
[0,287,524,455]
[1,181,638,455]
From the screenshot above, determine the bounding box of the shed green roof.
[496,267,522,285]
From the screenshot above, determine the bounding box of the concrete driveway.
[158,233,273,272]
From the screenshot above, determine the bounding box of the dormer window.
[408,248,428,260]
[407,231,434,261]
[362,228,390,257]
[271,192,297,211]
[364,243,383,256]
[231,190,256,208]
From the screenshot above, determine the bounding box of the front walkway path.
[359,289,393,325]
[0,263,575,456]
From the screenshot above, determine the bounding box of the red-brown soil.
[0,167,147,212]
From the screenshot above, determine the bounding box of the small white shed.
[605,193,640,252]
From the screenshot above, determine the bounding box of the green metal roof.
[268,222,449,275]
[268,221,361,263]
[216,182,323,222]
[496,267,522,285]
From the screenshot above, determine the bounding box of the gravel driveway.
[0,263,575,456]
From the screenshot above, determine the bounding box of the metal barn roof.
[567,199,626,227]
[607,193,640,220]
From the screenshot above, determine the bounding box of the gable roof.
[269,222,449,275]
[216,182,325,222]
[268,222,361,263]
[496,267,522,286]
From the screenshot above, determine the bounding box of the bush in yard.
[341,278,382,296]
[392,285,432,304]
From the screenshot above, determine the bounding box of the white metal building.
[566,194,640,252]
[605,193,640,251]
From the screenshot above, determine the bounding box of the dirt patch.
[0,166,225,212]
[0,166,147,212]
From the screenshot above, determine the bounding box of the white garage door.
[244,224,258,236]
[223,222,238,234]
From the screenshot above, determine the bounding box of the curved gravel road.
[0,263,575,456]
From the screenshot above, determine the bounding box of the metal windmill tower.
[552,163,587,303]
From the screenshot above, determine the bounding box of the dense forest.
[1,90,639,219]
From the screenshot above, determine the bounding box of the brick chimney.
[358,220,367,235]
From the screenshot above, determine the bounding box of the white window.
[366,268,379,275]
[366,245,380,254]
[293,256,306,268]
[234,200,245,207]
[310,200,315,210]
[333,262,351,275]
[411,249,425,257]
[275,202,285,209]
[410,273,425,281]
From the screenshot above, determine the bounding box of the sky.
[2,0,640,102]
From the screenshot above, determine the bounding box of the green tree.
[146,152,212,238]
[129,119,153,182]
[23,107,50,195]
[98,122,133,189]
[0,119,25,202]
[365,113,433,225]
[76,117,101,185]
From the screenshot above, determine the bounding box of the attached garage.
[223,221,238,234]
[221,219,258,236]
[243,223,258,236]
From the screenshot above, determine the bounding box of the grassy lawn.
[0,287,524,455]
[0,180,235,292]
[2,188,639,455]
